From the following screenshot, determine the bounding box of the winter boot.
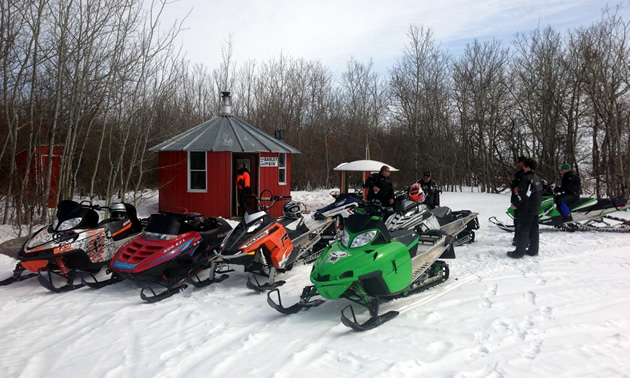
[526,250,538,257]
[562,214,573,222]
[507,251,525,259]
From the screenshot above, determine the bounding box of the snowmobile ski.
[140,284,188,303]
[340,301,399,332]
[0,264,37,286]
[37,267,85,293]
[189,262,231,287]
[267,286,325,314]
[246,270,286,292]
[81,271,124,289]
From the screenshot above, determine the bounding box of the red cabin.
[150,92,300,218]
[15,145,63,208]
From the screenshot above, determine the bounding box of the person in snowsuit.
[508,158,543,259]
[416,171,440,210]
[553,163,581,222]
[364,166,394,206]
[510,156,526,243]
[236,164,251,216]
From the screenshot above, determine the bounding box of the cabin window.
[278,153,286,184]
[188,151,207,192]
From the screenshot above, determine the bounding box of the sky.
[151,0,628,76]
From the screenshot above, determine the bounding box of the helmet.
[409,183,425,203]
[283,200,302,219]
[109,203,127,218]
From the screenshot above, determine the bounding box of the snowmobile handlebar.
[78,200,127,213]
[254,191,291,212]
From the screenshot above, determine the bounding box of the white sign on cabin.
[260,157,278,167]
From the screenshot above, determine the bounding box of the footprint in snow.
[526,290,536,305]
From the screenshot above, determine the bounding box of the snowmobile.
[267,212,456,331]
[316,189,479,246]
[93,210,233,302]
[489,192,630,233]
[0,200,142,292]
[385,192,479,245]
[312,193,361,221]
[217,190,333,292]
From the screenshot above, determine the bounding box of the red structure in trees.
[15,145,63,208]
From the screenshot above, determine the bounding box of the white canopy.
[333,160,399,172]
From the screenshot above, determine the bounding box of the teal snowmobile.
[267,213,455,331]
[489,192,630,232]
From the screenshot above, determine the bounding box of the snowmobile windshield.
[144,214,185,236]
[344,214,390,245]
[51,200,98,231]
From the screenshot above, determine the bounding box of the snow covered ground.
[1,190,629,377]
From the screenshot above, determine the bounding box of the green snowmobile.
[489,192,630,232]
[267,213,455,331]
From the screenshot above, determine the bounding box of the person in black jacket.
[510,156,526,233]
[508,158,543,259]
[364,166,394,206]
[553,163,581,222]
[416,171,440,209]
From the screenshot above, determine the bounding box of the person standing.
[508,158,542,258]
[236,163,251,216]
[364,165,394,206]
[416,171,440,209]
[510,156,526,242]
[553,163,581,222]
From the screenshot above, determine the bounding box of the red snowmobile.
[0,200,142,292]
[97,209,233,302]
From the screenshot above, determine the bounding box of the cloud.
[153,0,627,76]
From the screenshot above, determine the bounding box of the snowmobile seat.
[390,229,417,247]
[430,206,452,220]
[585,196,628,212]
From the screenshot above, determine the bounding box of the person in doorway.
[510,156,526,244]
[364,165,394,206]
[236,163,251,216]
[416,171,440,209]
[508,158,542,259]
[553,163,581,222]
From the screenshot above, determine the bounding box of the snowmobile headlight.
[247,219,264,233]
[350,230,377,248]
[55,217,82,231]
[341,229,350,247]
[141,231,177,241]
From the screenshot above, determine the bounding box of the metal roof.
[149,115,301,153]
[333,160,399,172]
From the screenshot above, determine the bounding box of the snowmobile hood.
[220,213,277,256]
[313,194,360,220]
[19,226,96,260]
[310,235,416,299]
[110,232,202,273]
